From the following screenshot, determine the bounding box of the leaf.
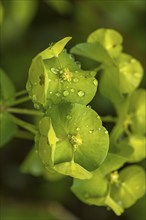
[54,162,92,179]
[71,42,112,65]
[128,89,146,135]
[70,42,123,103]
[20,147,44,176]
[115,53,143,94]
[127,135,146,162]
[99,153,127,175]
[0,68,16,105]
[27,50,98,109]
[87,28,123,57]
[45,0,72,15]
[1,0,38,45]
[110,165,146,209]
[38,37,72,60]
[48,103,109,172]
[0,113,17,147]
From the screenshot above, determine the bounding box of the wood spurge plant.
[0,28,145,216]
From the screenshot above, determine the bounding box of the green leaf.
[21,147,44,176]
[54,162,92,179]
[115,53,143,94]
[37,37,72,60]
[71,152,126,203]
[27,50,98,109]
[48,103,109,171]
[45,0,72,15]
[37,103,109,179]
[87,28,123,57]
[128,89,146,135]
[1,0,38,45]
[71,42,112,65]
[0,113,17,147]
[0,68,16,105]
[110,165,146,209]
[21,146,64,181]
[128,135,146,162]
[71,42,123,103]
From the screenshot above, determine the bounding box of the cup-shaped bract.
[110,166,146,209]
[87,28,123,57]
[128,89,145,135]
[26,38,98,110]
[36,103,109,179]
[71,153,127,215]
[115,53,143,94]
[127,135,146,162]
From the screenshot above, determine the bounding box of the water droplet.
[63,90,69,96]
[93,79,98,86]
[96,115,100,119]
[76,127,80,131]
[78,91,85,97]
[105,130,108,134]
[56,92,61,97]
[70,88,75,92]
[89,130,94,134]
[66,115,72,120]
[51,68,58,74]
[73,78,79,83]
[87,105,91,108]
[49,91,53,94]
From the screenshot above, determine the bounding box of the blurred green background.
[0,0,145,220]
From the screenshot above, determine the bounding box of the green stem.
[15,90,28,98]
[14,130,34,140]
[101,116,117,123]
[9,115,37,135]
[10,96,30,106]
[7,107,43,116]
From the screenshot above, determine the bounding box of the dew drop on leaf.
[56,92,61,97]
[76,127,80,131]
[89,130,94,134]
[70,88,75,92]
[105,130,108,134]
[66,115,72,120]
[51,68,58,74]
[78,91,85,97]
[73,78,79,83]
[63,90,69,96]
[93,79,98,86]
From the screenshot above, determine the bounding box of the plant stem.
[10,96,30,106]
[7,107,43,116]
[9,115,37,135]
[101,116,117,123]
[15,90,28,98]
[14,130,34,140]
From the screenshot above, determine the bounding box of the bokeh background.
[0,0,145,220]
